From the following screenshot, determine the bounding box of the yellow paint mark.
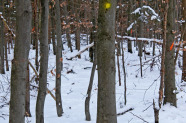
[105,2,111,9]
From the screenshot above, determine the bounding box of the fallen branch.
[67,42,94,60]
[117,108,134,116]
[28,61,56,101]
[117,35,163,44]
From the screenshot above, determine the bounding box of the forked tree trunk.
[9,0,32,123]
[97,0,117,122]
[36,0,49,122]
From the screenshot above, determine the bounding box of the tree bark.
[63,0,72,52]
[159,2,168,108]
[127,0,133,53]
[0,0,5,74]
[55,0,63,117]
[9,0,32,122]
[25,63,31,117]
[182,0,186,82]
[36,0,49,122]
[164,0,177,107]
[75,0,81,58]
[85,1,97,119]
[50,1,56,55]
[96,0,117,123]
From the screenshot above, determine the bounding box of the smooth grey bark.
[25,64,31,117]
[182,0,186,82]
[9,0,32,122]
[36,0,49,122]
[55,0,63,117]
[96,0,117,123]
[0,0,5,74]
[163,0,177,107]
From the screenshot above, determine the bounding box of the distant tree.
[36,0,49,122]
[182,0,186,82]
[75,0,81,58]
[127,0,133,53]
[164,0,177,107]
[9,0,32,122]
[0,0,5,74]
[96,0,117,123]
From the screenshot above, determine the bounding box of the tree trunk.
[85,1,97,119]
[36,0,49,122]
[182,0,186,82]
[33,0,39,71]
[75,0,81,58]
[164,0,177,107]
[159,2,168,108]
[138,0,143,77]
[96,0,117,123]
[89,0,96,62]
[127,0,133,53]
[64,0,72,52]
[9,0,32,122]
[50,1,56,55]
[55,0,63,117]
[0,0,5,74]
[25,63,31,117]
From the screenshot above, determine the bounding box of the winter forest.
[0,0,186,123]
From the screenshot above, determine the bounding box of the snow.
[131,6,160,21]
[0,34,186,123]
[127,21,136,31]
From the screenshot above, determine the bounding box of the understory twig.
[129,112,149,123]
[117,108,134,116]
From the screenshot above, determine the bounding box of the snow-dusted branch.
[117,35,163,44]
[67,42,94,60]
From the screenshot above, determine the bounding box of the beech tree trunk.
[164,0,177,107]
[9,0,32,122]
[36,0,49,122]
[55,0,63,117]
[96,0,117,123]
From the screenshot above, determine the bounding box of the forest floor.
[0,34,186,123]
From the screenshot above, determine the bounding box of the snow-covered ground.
[0,35,186,123]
